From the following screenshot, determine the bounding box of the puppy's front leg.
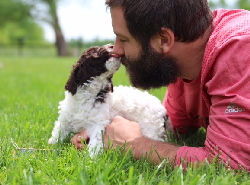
[87,126,106,156]
[48,120,63,144]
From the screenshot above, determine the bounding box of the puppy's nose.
[104,44,114,52]
[105,44,120,58]
[108,45,114,49]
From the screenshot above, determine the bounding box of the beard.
[121,46,180,90]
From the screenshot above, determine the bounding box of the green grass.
[0,56,249,184]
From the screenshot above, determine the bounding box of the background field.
[0,56,249,184]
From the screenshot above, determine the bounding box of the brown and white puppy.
[48,45,120,151]
[48,44,170,155]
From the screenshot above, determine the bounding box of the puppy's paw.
[48,137,57,144]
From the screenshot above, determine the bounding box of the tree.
[209,0,250,10]
[0,19,45,45]
[238,0,250,10]
[31,0,68,56]
[209,0,228,9]
[0,0,45,46]
[0,0,31,26]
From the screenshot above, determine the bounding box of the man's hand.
[71,116,141,150]
[104,115,179,164]
[70,129,89,150]
[71,115,179,164]
[104,116,143,149]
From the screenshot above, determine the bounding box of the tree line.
[0,0,68,56]
[0,0,249,57]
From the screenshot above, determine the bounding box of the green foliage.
[0,0,45,46]
[209,0,228,9]
[0,56,249,184]
[69,38,115,49]
[209,0,250,10]
[30,0,69,56]
[0,0,31,26]
[238,0,250,10]
[36,0,59,26]
[0,40,113,58]
[0,46,56,57]
[0,19,45,46]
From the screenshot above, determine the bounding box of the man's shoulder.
[211,9,250,45]
[213,8,250,25]
[201,9,250,85]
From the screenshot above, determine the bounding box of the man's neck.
[172,26,212,81]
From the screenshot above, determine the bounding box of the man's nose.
[112,38,125,57]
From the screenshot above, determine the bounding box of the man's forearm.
[130,136,179,164]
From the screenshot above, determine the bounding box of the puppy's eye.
[107,75,113,81]
[98,48,109,56]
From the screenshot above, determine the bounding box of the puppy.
[48,44,171,154]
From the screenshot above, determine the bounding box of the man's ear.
[159,27,175,54]
[150,27,175,54]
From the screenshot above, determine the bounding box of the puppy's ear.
[65,64,79,95]
[64,46,110,95]
[65,58,89,95]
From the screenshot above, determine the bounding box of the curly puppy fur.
[48,44,171,155]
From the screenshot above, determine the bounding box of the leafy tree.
[238,0,250,10]
[209,0,228,9]
[31,0,68,56]
[0,0,31,26]
[0,0,45,46]
[209,0,250,10]
[0,19,45,46]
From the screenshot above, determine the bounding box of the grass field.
[0,56,249,184]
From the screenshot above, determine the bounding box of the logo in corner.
[225,102,246,114]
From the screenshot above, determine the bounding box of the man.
[72,0,250,171]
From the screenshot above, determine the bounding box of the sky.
[40,0,237,43]
[41,0,114,42]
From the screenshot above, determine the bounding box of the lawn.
[0,56,249,184]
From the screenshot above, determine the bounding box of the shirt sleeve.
[163,82,199,134]
[175,35,250,172]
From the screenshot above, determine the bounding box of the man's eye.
[119,38,127,42]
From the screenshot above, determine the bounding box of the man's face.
[111,7,179,89]
[121,46,179,89]
[111,7,141,61]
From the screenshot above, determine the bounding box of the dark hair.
[106,0,213,45]
[65,47,110,95]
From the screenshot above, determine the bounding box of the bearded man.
[72,0,250,172]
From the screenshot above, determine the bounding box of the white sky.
[41,0,114,42]
[41,0,237,43]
